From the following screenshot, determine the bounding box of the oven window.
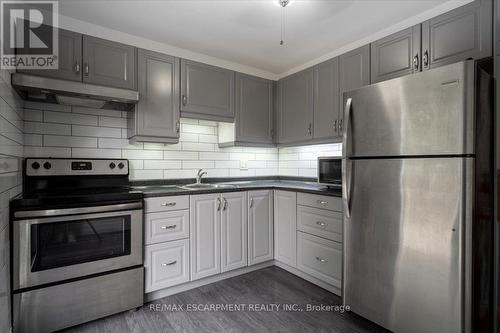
[30,215,131,272]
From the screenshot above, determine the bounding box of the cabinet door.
[274,190,297,267]
[19,28,82,82]
[370,25,421,83]
[422,0,492,70]
[278,68,314,144]
[132,49,180,141]
[190,194,221,280]
[221,192,248,272]
[180,59,234,122]
[235,73,273,144]
[82,35,136,89]
[248,190,274,265]
[313,58,339,140]
[338,45,370,133]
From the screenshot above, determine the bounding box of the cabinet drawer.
[297,206,342,242]
[297,193,342,212]
[144,195,189,213]
[145,210,189,245]
[297,231,342,288]
[144,239,189,293]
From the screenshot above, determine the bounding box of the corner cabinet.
[128,49,180,143]
[180,59,235,122]
[421,0,492,70]
[218,74,274,147]
[248,190,274,265]
[274,190,297,267]
[277,69,314,144]
[313,57,340,140]
[82,35,136,90]
[370,25,421,83]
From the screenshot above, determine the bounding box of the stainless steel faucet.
[196,169,207,184]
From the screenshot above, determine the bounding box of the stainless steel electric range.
[10,158,144,333]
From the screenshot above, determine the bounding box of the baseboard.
[274,260,342,296]
[146,260,340,302]
[145,261,274,302]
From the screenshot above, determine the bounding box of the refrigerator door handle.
[342,98,353,218]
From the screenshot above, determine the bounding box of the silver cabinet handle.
[160,224,177,230]
[317,200,328,205]
[84,63,89,76]
[316,257,328,263]
[74,62,80,74]
[182,95,187,106]
[333,120,337,132]
[161,261,177,266]
[423,49,429,68]
[413,54,419,71]
[161,202,176,207]
[338,119,343,132]
[176,120,180,133]
[316,221,327,227]
[249,197,254,208]
[217,197,221,211]
[307,123,312,136]
[223,198,228,211]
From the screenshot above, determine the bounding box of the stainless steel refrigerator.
[342,60,493,333]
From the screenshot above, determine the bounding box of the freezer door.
[343,157,472,333]
[344,61,475,157]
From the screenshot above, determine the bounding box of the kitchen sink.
[178,183,237,190]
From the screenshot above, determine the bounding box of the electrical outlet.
[240,160,248,170]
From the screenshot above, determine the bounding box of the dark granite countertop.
[131,177,342,198]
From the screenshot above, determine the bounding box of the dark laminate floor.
[62,267,389,333]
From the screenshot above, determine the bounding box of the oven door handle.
[14,202,143,218]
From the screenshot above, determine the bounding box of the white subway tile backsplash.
[23,109,43,122]
[44,135,97,148]
[181,123,215,135]
[24,146,71,158]
[98,116,127,128]
[44,111,98,126]
[72,125,122,138]
[215,160,239,169]
[144,160,181,170]
[122,149,163,160]
[181,142,214,152]
[98,138,143,149]
[25,121,71,135]
[72,148,121,159]
[182,160,214,169]
[73,107,122,118]
[130,169,163,180]
[163,151,198,160]
[198,134,217,143]
[199,152,229,161]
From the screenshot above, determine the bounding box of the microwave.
[317,157,342,187]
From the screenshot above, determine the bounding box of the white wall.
[0,68,23,333]
[23,102,279,180]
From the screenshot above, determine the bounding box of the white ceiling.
[58,0,471,77]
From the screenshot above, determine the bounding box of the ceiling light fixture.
[278,0,290,46]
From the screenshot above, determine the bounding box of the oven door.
[13,203,142,290]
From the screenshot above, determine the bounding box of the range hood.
[11,73,139,111]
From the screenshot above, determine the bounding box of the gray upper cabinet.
[19,28,82,82]
[180,59,235,122]
[278,68,314,144]
[421,0,492,70]
[371,25,421,83]
[338,45,370,131]
[82,36,136,90]
[313,57,339,140]
[128,49,180,143]
[234,73,273,144]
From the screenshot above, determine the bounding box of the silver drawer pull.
[316,257,328,263]
[316,221,327,227]
[162,261,177,266]
[161,202,176,207]
[317,200,328,205]
[160,224,177,230]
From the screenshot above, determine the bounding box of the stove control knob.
[118,162,125,169]
[31,162,40,170]
[109,162,116,169]
[43,162,51,170]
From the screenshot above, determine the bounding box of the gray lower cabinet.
[278,69,314,144]
[221,192,248,272]
[180,59,235,122]
[234,73,274,145]
[422,0,492,70]
[248,190,274,265]
[274,190,297,267]
[128,49,180,143]
[370,25,421,83]
[82,35,136,90]
[18,28,82,82]
[313,58,340,140]
[338,45,370,131]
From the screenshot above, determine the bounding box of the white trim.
[274,260,341,296]
[145,261,274,302]
[277,0,474,79]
